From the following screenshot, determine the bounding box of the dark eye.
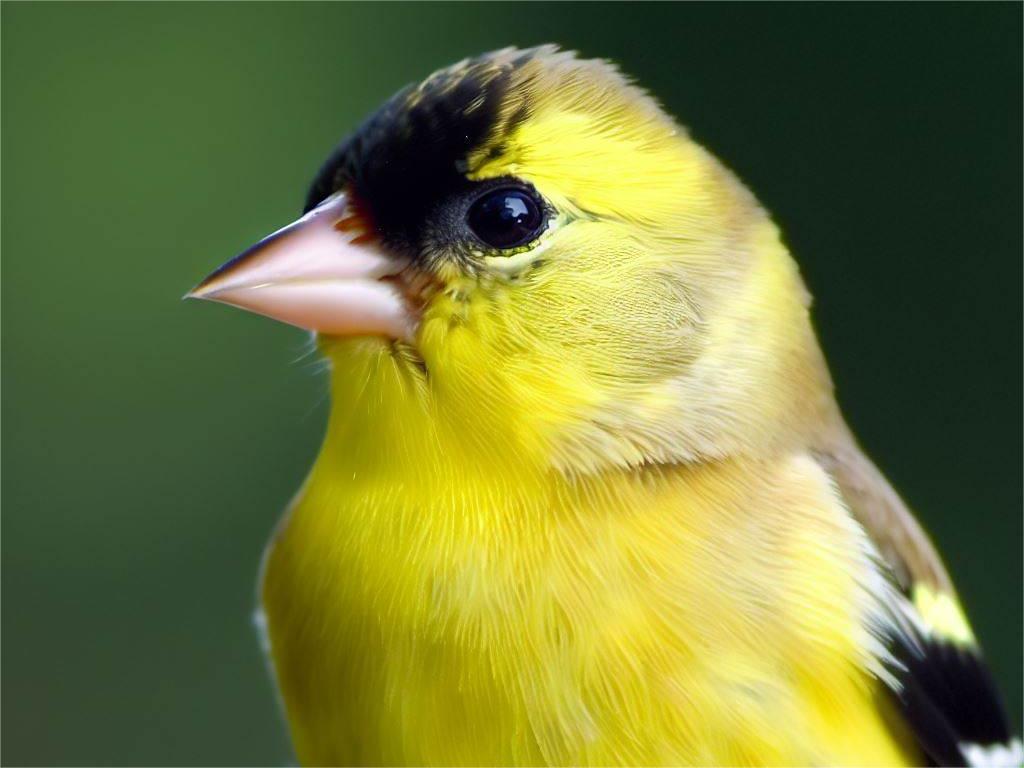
[467,187,546,250]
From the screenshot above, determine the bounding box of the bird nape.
[189,46,1020,767]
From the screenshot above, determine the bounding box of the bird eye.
[467,187,546,250]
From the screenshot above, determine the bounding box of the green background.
[3,3,1020,764]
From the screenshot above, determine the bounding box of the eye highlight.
[467,186,546,250]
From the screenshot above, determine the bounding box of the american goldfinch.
[190,46,1019,766]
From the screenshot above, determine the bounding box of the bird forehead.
[303,49,541,220]
[303,46,663,253]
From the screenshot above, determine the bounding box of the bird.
[189,46,1020,766]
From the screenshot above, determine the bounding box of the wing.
[816,426,1021,767]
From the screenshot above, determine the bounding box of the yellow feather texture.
[260,49,923,765]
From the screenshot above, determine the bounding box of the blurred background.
[2,3,1020,764]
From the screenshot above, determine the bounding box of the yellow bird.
[190,47,1019,766]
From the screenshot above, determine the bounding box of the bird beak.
[186,191,412,340]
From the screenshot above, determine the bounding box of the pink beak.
[187,191,412,340]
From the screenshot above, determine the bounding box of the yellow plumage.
[191,46,1017,766]
[266,435,913,764]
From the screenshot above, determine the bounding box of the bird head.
[190,46,836,475]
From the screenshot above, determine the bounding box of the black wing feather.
[886,621,1016,766]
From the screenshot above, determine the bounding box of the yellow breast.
[260,429,914,766]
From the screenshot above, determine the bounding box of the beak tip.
[185,273,222,301]
[184,284,212,301]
